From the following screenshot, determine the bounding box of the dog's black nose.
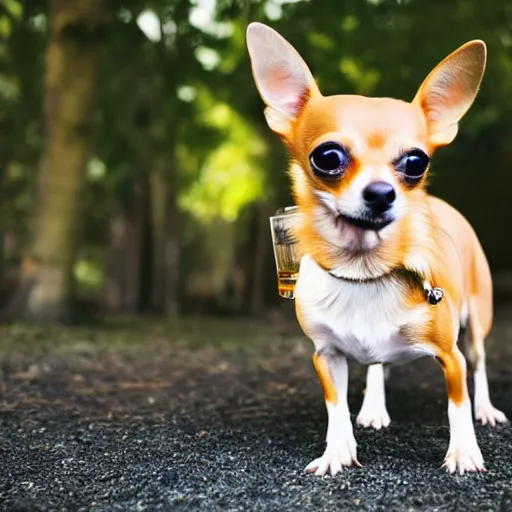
[362,181,396,214]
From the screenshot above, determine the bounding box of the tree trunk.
[0,231,4,306]
[0,160,9,303]
[185,218,236,312]
[149,164,167,314]
[0,0,106,323]
[164,182,181,317]
[250,201,274,316]
[104,198,143,314]
[148,159,181,317]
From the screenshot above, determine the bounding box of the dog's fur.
[246,22,507,475]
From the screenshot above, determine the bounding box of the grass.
[0,314,304,357]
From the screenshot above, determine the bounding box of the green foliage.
[4,0,512,314]
[74,259,104,293]
[180,89,267,222]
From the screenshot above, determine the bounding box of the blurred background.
[0,0,511,324]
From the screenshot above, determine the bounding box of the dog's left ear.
[413,40,487,147]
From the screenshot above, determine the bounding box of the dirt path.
[0,311,511,511]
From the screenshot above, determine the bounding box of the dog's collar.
[327,271,385,283]
[323,265,423,286]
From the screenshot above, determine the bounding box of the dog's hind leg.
[465,298,507,427]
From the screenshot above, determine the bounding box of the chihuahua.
[246,22,507,476]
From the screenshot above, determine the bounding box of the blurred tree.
[91,1,212,317]
[2,0,512,321]
[0,0,44,303]
[1,0,107,322]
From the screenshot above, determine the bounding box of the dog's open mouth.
[337,213,394,232]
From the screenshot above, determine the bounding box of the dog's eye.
[395,149,430,181]
[309,142,350,178]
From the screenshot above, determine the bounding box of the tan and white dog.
[246,22,507,476]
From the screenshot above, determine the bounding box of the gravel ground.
[0,310,511,511]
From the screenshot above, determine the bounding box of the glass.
[269,206,301,299]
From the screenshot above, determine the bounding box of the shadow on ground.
[1,306,512,511]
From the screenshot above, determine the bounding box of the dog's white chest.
[295,255,433,365]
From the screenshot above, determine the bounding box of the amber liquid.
[270,209,301,300]
[277,270,299,299]
[274,242,300,299]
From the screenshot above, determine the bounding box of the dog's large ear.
[246,22,321,136]
[413,40,487,147]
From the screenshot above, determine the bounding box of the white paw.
[305,437,360,476]
[356,405,391,430]
[443,443,486,475]
[475,402,508,427]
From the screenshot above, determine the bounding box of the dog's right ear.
[246,22,321,136]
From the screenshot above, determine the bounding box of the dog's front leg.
[305,349,360,476]
[437,346,485,474]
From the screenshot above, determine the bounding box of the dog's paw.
[443,443,486,475]
[356,405,391,430]
[426,286,444,305]
[475,402,508,427]
[305,438,360,476]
